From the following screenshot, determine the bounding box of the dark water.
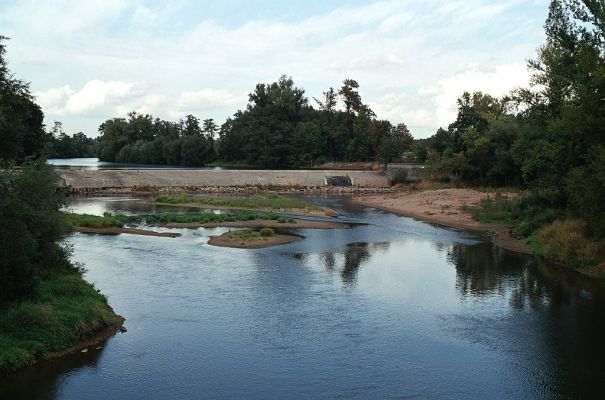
[2,196,604,400]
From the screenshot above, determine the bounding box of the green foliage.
[0,36,47,163]
[96,112,216,166]
[390,169,409,186]
[537,219,604,268]
[154,193,320,211]
[0,272,118,374]
[259,228,275,237]
[144,211,294,225]
[66,213,130,228]
[43,122,96,159]
[234,230,261,240]
[0,162,70,303]
[471,191,562,238]
[428,0,605,269]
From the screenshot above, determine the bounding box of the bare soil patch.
[355,189,530,254]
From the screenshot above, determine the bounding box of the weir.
[57,169,390,193]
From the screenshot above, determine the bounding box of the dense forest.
[95,77,416,168]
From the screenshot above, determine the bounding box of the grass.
[537,219,603,269]
[233,228,275,240]
[0,272,119,375]
[154,193,321,211]
[145,212,295,224]
[65,213,141,228]
[468,193,605,272]
[66,211,297,228]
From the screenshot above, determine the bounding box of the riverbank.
[354,189,531,255]
[0,272,123,375]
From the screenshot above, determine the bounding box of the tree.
[0,36,47,163]
[0,162,70,303]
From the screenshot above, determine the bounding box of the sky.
[0,0,549,138]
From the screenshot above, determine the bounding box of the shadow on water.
[0,341,109,400]
[447,241,605,399]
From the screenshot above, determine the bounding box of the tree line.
[95,77,416,168]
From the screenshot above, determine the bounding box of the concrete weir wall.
[58,169,390,193]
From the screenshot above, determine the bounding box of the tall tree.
[0,36,47,163]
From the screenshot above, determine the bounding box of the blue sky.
[0,0,549,138]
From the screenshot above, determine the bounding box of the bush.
[538,219,603,268]
[390,169,409,185]
[259,228,274,237]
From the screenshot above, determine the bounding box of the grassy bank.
[470,193,605,276]
[154,193,322,211]
[0,272,120,375]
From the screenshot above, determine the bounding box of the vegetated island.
[152,193,339,218]
[66,213,181,238]
[208,228,303,249]
[68,211,351,233]
[148,213,350,230]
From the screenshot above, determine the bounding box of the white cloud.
[35,80,146,118]
[4,0,547,137]
[427,63,531,127]
[177,89,246,111]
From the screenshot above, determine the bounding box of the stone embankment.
[58,169,390,194]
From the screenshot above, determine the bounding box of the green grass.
[0,272,119,375]
[154,193,321,211]
[233,228,275,240]
[65,213,142,228]
[145,212,295,225]
[66,211,297,228]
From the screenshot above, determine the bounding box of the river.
[1,195,604,399]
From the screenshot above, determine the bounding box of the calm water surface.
[47,158,225,170]
[2,195,604,400]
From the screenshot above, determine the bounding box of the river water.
[47,158,226,170]
[1,195,604,400]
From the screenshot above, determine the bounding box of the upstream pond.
[2,195,604,400]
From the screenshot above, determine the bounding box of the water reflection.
[296,241,390,287]
[0,342,109,400]
[447,241,605,400]
[3,196,605,400]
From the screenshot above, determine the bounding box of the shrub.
[259,228,274,237]
[390,169,409,185]
[538,219,603,268]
